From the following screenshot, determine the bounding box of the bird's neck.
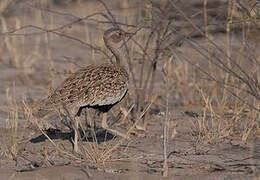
[106,43,125,66]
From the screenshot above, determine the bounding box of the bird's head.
[103,27,131,49]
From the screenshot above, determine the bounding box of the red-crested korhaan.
[33,27,131,152]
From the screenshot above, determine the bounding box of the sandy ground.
[0,112,259,180]
[0,0,259,179]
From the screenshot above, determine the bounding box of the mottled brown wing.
[40,63,129,110]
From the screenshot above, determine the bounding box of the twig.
[162,56,172,177]
[96,0,117,28]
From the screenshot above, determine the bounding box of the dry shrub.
[156,0,260,142]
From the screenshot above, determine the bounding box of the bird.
[33,27,131,152]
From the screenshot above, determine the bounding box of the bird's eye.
[118,32,122,37]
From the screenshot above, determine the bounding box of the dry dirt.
[0,111,259,180]
[0,0,259,180]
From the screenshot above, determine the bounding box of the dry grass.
[4,83,19,160]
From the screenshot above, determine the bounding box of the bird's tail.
[30,99,51,118]
[27,99,56,129]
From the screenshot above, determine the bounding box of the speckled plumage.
[34,27,130,119]
[38,63,128,111]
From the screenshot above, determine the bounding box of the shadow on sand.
[29,128,116,144]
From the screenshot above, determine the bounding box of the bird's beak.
[121,31,136,47]
[124,31,135,38]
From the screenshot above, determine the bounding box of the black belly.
[76,89,128,116]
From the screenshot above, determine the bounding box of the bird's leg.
[76,106,84,117]
[86,108,96,138]
[101,112,108,128]
[72,107,84,153]
[73,116,79,153]
[101,112,129,139]
[87,109,95,130]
